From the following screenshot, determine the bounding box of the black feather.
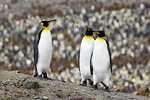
[78,49,80,71]
[105,40,112,73]
[90,52,93,75]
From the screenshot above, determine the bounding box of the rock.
[15,92,22,98]
[22,80,39,89]
[57,93,67,99]
[2,80,8,85]
[42,96,49,100]
[70,96,84,100]
[137,86,150,97]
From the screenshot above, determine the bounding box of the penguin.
[79,26,94,86]
[92,31,112,91]
[33,19,56,79]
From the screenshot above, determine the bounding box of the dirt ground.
[0,70,149,100]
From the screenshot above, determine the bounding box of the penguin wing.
[90,52,93,75]
[34,25,45,67]
[105,40,112,73]
[78,49,80,71]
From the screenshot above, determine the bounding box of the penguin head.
[39,19,56,27]
[85,26,93,36]
[94,31,107,37]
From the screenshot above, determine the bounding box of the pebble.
[42,96,49,100]
[22,81,39,89]
[57,93,67,99]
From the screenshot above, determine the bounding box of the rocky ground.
[0,70,149,100]
[0,0,150,94]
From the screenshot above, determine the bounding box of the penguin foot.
[101,82,110,92]
[104,87,110,92]
[41,73,52,80]
[33,74,38,77]
[93,84,98,90]
[80,80,87,86]
[38,75,43,80]
[88,79,93,86]
[33,72,38,77]
[43,73,48,78]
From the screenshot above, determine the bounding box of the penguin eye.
[40,22,44,26]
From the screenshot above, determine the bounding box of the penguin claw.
[33,74,38,77]
[33,73,38,77]
[80,80,87,86]
[93,84,98,90]
[104,87,110,92]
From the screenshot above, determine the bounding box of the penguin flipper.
[105,40,112,73]
[33,26,44,75]
[90,52,93,75]
[78,49,80,71]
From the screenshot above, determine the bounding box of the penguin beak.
[86,26,93,32]
[48,19,57,24]
[94,31,100,35]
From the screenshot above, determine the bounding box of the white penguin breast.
[80,37,94,78]
[37,30,52,68]
[92,40,110,74]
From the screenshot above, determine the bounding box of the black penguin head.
[85,26,93,36]
[94,31,107,37]
[39,19,56,27]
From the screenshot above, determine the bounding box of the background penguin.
[34,19,56,79]
[92,31,112,91]
[79,26,94,86]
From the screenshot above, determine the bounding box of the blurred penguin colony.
[0,0,150,92]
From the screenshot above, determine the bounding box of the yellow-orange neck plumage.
[84,36,93,39]
[97,37,105,41]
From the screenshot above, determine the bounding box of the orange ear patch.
[94,32,100,34]
[105,32,107,36]
[40,22,44,26]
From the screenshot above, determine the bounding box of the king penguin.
[79,26,94,86]
[33,19,56,79]
[92,31,112,91]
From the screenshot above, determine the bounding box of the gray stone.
[22,81,39,89]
